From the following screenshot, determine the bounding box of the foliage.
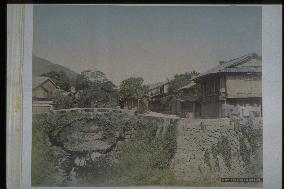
[75,74,91,91]
[119,77,145,101]
[41,71,71,91]
[75,70,108,90]
[113,120,178,186]
[55,71,119,108]
[89,70,107,81]
[167,71,199,94]
[31,116,58,186]
[239,123,262,168]
[204,149,212,170]
[240,123,262,154]
[239,135,251,165]
[211,136,231,169]
[53,92,77,109]
[245,147,263,177]
[32,111,178,186]
[77,81,118,108]
[115,141,176,186]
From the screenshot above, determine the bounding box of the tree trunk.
[137,99,140,112]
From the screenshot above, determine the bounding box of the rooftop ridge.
[193,53,262,80]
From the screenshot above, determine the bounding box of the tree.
[74,71,118,108]
[51,70,118,109]
[78,81,118,108]
[119,77,146,109]
[167,71,199,95]
[74,74,91,91]
[41,71,71,91]
[53,92,76,109]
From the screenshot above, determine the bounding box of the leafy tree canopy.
[74,71,118,108]
[77,81,118,108]
[53,92,75,110]
[167,71,199,95]
[119,77,145,101]
[75,74,91,91]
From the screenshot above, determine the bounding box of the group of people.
[230,103,261,130]
[231,103,261,118]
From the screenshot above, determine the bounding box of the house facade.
[193,53,262,118]
[176,82,201,118]
[32,100,54,114]
[147,82,174,114]
[32,76,59,113]
[33,76,59,100]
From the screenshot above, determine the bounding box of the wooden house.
[32,76,59,100]
[32,100,54,114]
[32,76,59,113]
[147,81,174,114]
[176,82,201,118]
[147,81,169,98]
[193,53,262,118]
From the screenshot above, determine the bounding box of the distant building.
[59,86,82,108]
[176,82,201,118]
[81,70,108,83]
[147,81,175,114]
[32,76,59,113]
[147,81,169,98]
[64,86,81,99]
[32,100,54,114]
[192,53,262,118]
[33,76,59,100]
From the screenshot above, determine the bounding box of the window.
[160,86,164,94]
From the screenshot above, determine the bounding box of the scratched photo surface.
[31,5,262,187]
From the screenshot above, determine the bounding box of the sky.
[33,5,262,85]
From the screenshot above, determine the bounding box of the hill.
[32,55,78,80]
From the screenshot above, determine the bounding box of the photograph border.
[6,4,282,189]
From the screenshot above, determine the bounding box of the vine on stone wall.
[211,136,232,170]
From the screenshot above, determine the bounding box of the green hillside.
[32,55,78,80]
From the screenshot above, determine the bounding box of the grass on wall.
[31,117,58,186]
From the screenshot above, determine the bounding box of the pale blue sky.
[33,5,261,84]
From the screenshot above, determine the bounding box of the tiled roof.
[147,81,168,90]
[193,53,262,80]
[179,82,196,90]
[222,67,262,73]
[32,76,57,89]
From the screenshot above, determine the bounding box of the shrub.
[211,136,231,169]
[31,117,58,186]
[106,120,178,186]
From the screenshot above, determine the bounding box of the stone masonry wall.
[172,117,262,186]
[33,108,179,186]
[33,108,262,186]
